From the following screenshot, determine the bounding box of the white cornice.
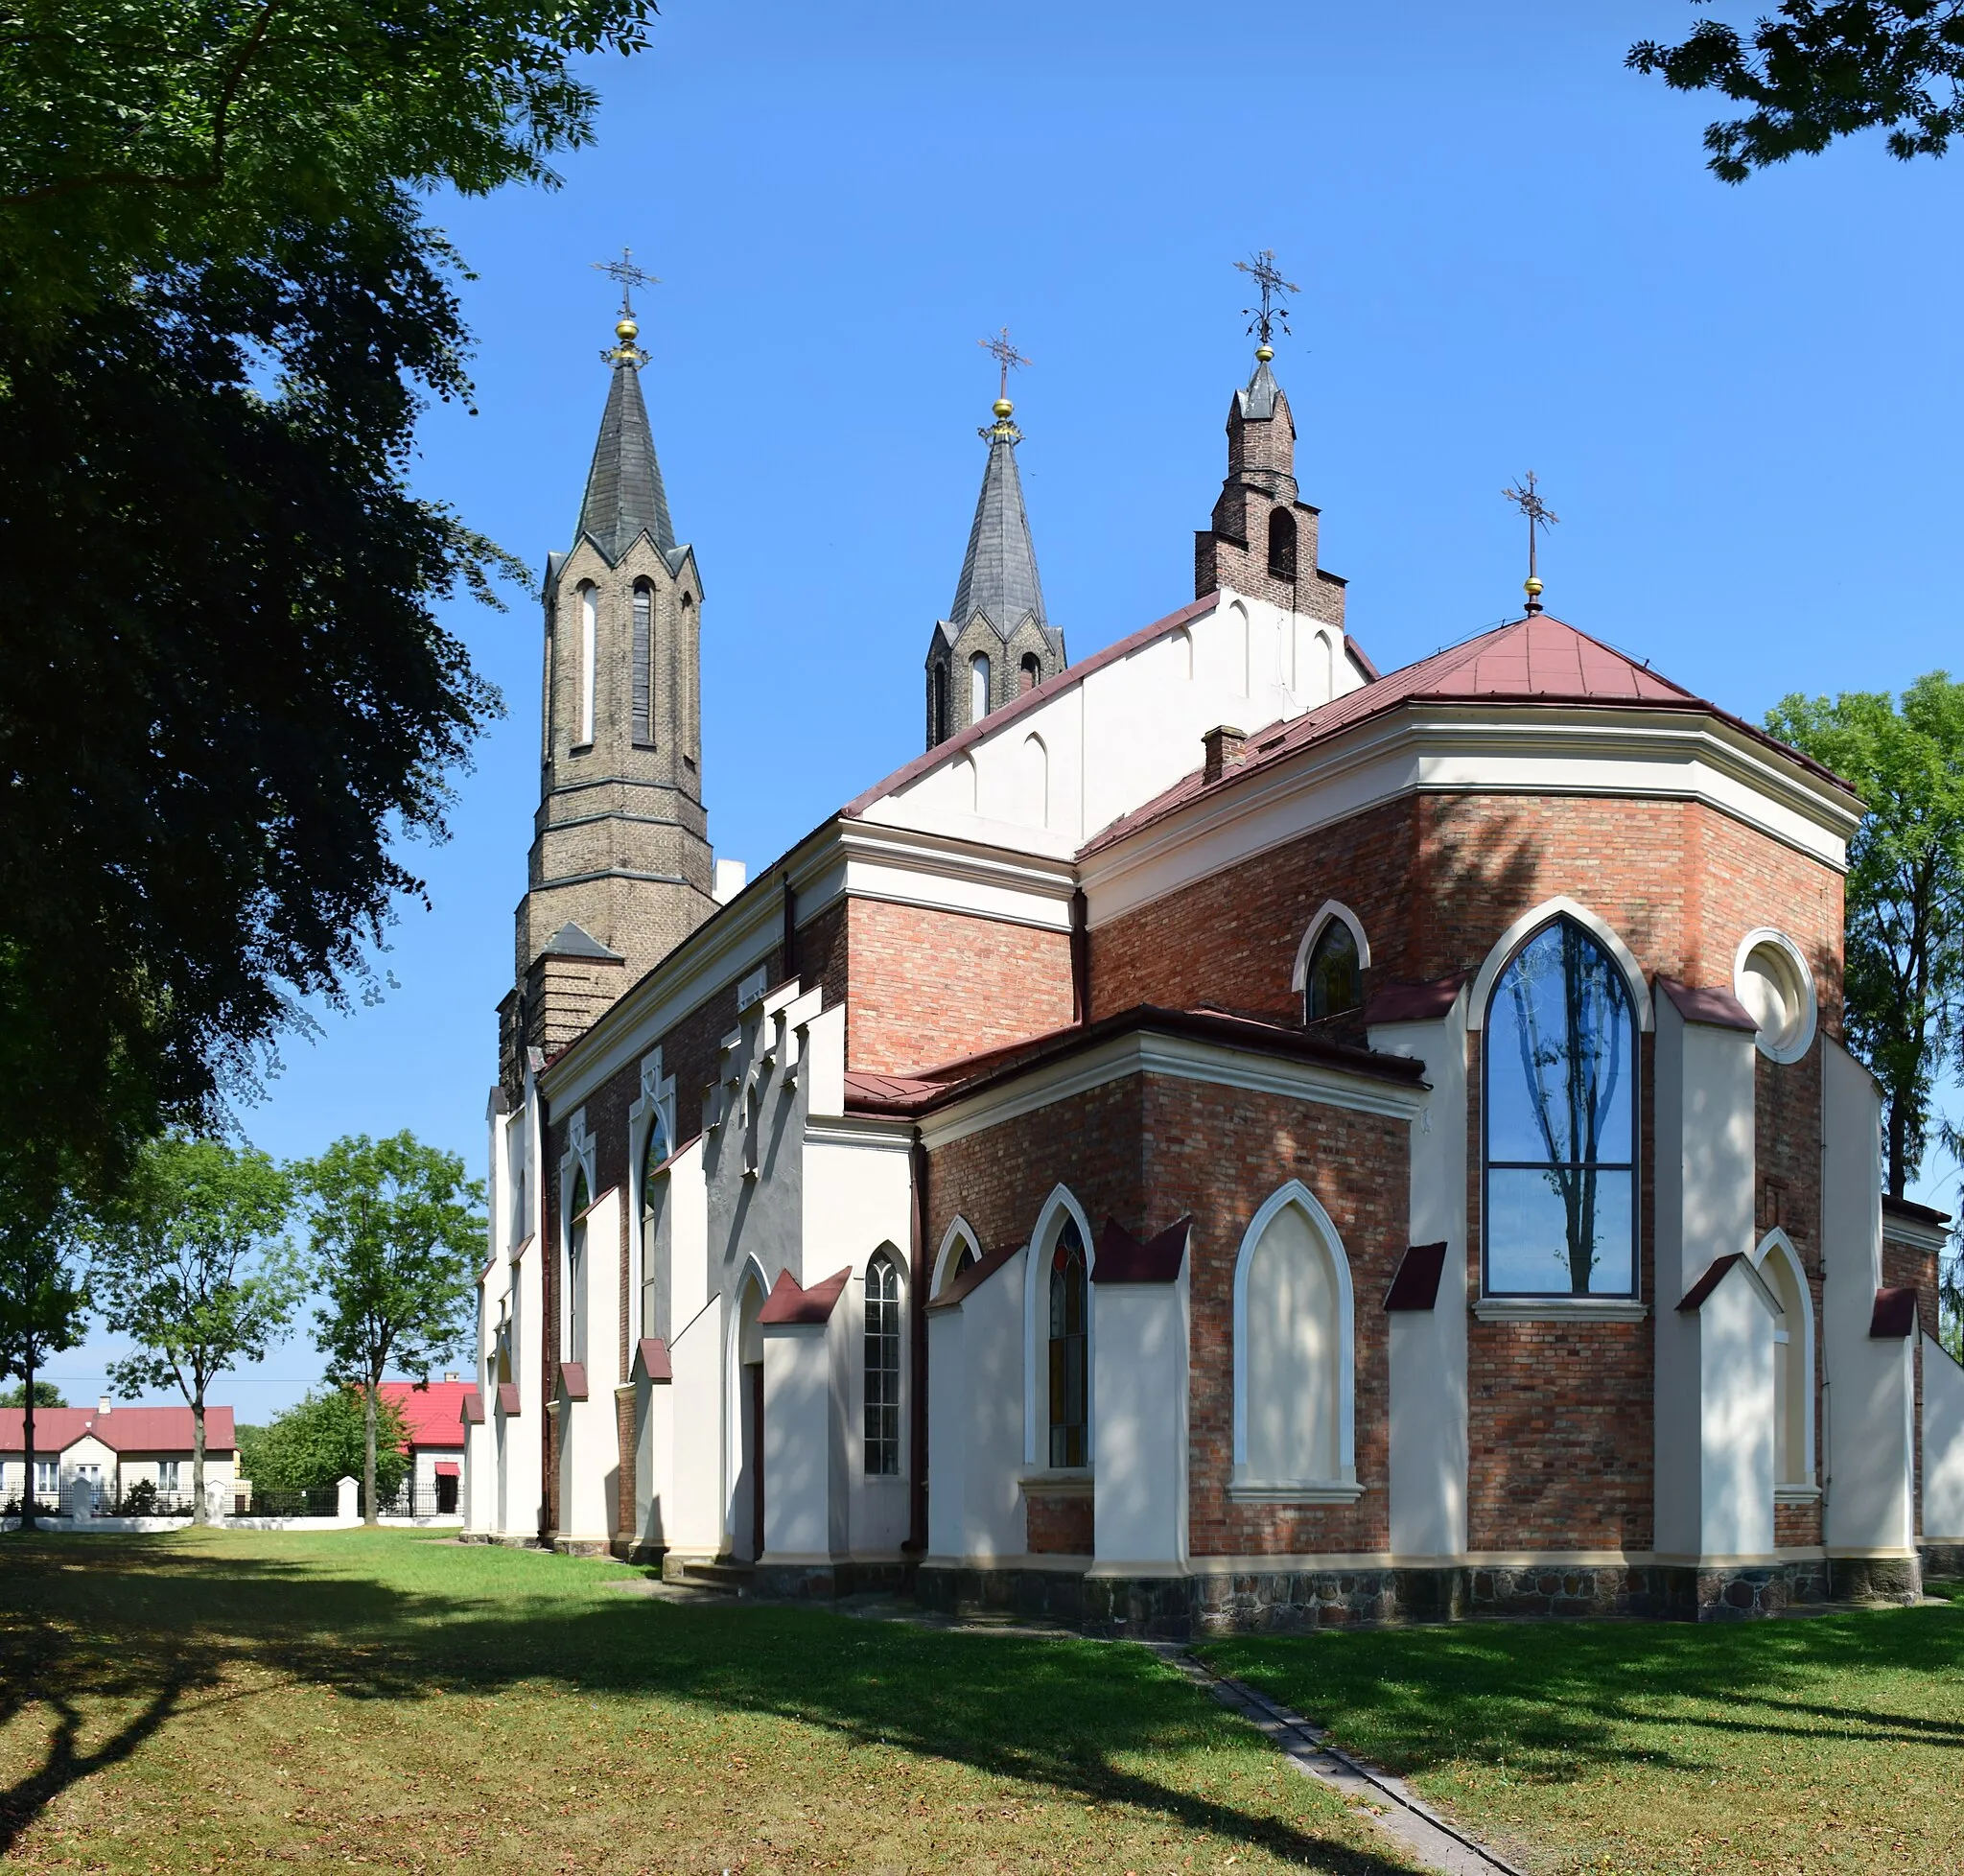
[1081,704,1860,927]
[918,1026,1424,1151]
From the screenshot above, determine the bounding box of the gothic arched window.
[640,1112,670,1341]
[575,585,597,747]
[1484,917,1638,1297]
[864,1253,901,1476]
[969,651,992,724]
[1303,920,1362,1023]
[1267,508,1298,581]
[1019,653,1041,693]
[929,660,949,745]
[565,1170,591,1367]
[631,581,655,747]
[1047,1217,1088,1467]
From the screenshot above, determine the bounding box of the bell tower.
[500,268,717,1085]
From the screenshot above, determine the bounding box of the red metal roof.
[377,1379,474,1452]
[758,1266,853,1325]
[0,1404,234,1454]
[1083,614,1855,858]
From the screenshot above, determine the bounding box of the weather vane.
[1502,471,1559,613]
[1234,248,1299,352]
[977,326,1030,439]
[593,246,657,366]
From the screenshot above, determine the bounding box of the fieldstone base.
[456,1532,544,1550]
[1917,1541,1962,1585]
[1829,1554,1923,1604]
[918,1559,1854,1639]
[750,1559,918,1601]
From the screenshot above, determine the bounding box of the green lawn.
[0,1531,1416,1874]
[1210,1593,1964,1876]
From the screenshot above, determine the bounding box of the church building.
[461,291,1964,1630]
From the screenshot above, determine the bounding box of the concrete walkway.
[1163,1647,1528,1876]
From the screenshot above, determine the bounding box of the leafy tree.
[1630,2,1964,181]
[0,1381,65,1408]
[1766,674,1964,1195]
[0,1,653,1265]
[297,1134,482,1526]
[89,1135,305,1522]
[237,1389,410,1500]
[0,1200,88,1531]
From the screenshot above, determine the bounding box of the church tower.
[500,286,717,1085]
[1193,269,1345,632]
[924,336,1065,749]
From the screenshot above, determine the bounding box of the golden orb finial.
[1255,343,1274,363]
[616,317,639,342]
[1524,575,1544,598]
[993,395,1014,419]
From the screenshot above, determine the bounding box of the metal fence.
[367,1478,462,1519]
[238,1485,344,1518]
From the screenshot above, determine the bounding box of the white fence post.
[337,1475,359,1522]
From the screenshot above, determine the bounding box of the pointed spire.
[948,397,1051,643]
[574,308,677,566]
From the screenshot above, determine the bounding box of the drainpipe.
[1069,888,1090,1025]
[908,1137,930,1555]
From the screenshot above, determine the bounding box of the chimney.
[444,1372,458,1385]
[98,1395,111,1415]
[1202,725,1247,786]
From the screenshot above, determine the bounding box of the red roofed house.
[377,1375,479,1516]
[2,1399,237,1516]
[462,310,1964,1627]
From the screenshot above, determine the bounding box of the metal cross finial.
[593,246,660,317]
[1235,248,1300,347]
[1502,471,1560,612]
[979,326,1031,402]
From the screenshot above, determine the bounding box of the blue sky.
[51,1,1963,1415]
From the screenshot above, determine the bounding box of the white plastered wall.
[1923,1333,1964,1541]
[1089,1265,1190,1572]
[658,1137,721,1558]
[863,589,1365,853]
[1652,994,1764,1559]
[760,1316,833,1563]
[924,1250,1030,1564]
[1370,991,1470,1559]
[1821,1039,1915,1554]
[556,1183,621,1543]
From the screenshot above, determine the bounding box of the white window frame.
[933,1215,982,1296]
[576,583,597,747]
[860,1246,906,1479]
[1752,1227,1818,1489]
[1733,927,1819,1065]
[1290,899,1372,997]
[1021,1184,1096,1469]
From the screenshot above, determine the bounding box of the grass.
[0,1530,1419,1874]
[1209,1597,1964,1876]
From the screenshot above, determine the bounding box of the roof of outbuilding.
[376,1379,476,1451]
[0,1404,235,1455]
[1082,614,1856,857]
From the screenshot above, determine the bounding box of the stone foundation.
[918,1558,1853,1639]
[1828,1554,1922,1604]
[751,1559,918,1602]
[1919,1541,1964,1583]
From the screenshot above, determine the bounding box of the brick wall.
[847,898,1073,1075]
[925,1067,1409,1559]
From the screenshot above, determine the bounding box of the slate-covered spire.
[924,369,1067,751]
[948,400,1051,643]
[575,312,676,566]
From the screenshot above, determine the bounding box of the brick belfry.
[924,334,1066,750]
[499,279,717,1089]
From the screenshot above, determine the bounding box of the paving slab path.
[1163,1646,1531,1876]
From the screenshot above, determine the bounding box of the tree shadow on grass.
[0,1535,1415,1873]
[1208,1607,1964,1783]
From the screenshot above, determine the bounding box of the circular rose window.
[1733,929,1817,1064]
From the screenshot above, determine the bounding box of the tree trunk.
[362,1377,378,1528]
[1888,1097,1908,1199]
[19,1347,38,1533]
[191,1395,207,1526]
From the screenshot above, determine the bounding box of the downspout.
[907,1136,930,1554]
[1069,887,1090,1025]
